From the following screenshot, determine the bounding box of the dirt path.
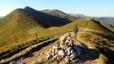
[15,39,59,64]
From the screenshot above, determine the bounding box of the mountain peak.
[41,9,65,14]
[41,9,76,21]
[24,6,33,10]
[86,17,94,20]
[23,6,37,12]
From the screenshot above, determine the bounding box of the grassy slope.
[0,7,77,54]
[24,7,75,28]
[100,22,114,32]
[0,6,78,49]
[37,18,113,38]
[41,9,76,21]
[0,9,44,52]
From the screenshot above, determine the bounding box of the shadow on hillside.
[96,46,114,64]
[76,40,100,62]
[92,32,114,40]
[24,7,72,28]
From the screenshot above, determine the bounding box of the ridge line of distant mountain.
[70,14,114,24]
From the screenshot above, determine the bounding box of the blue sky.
[0,0,114,17]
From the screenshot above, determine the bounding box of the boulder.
[58,50,65,57]
[64,56,70,63]
[65,51,71,56]
[46,52,53,60]
[10,61,16,64]
[70,52,76,60]
[66,47,72,51]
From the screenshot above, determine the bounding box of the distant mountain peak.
[41,9,77,21]
[41,9,65,14]
[24,6,33,10]
[24,6,37,12]
[85,17,95,20]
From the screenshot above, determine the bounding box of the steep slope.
[24,7,75,27]
[100,22,114,32]
[0,9,44,48]
[41,9,77,21]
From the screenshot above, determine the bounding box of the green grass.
[100,22,114,32]
[0,35,58,63]
[0,41,6,47]
[0,9,44,52]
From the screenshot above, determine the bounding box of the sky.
[0,0,114,17]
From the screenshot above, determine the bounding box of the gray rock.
[70,52,76,60]
[66,47,72,51]
[46,53,53,60]
[58,50,65,57]
[65,51,71,56]
[64,56,70,63]
[53,45,58,49]
[60,44,65,49]
[52,55,57,60]
[10,61,16,64]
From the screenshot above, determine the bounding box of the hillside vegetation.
[0,6,77,55]
[100,22,114,32]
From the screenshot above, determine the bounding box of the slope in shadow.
[96,46,114,64]
[76,40,100,62]
[24,6,71,28]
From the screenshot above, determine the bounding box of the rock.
[52,55,57,60]
[58,50,65,57]
[65,51,71,56]
[64,56,70,63]
[51,49,55,53]
[53,45,58,49]
[10,61,16,64]
[60,34,67,43]
[70,50,73,53]
[46,53,53,60]
[70,52,76,60]
[66,47,72,51]
[60,43,65,48]
[45,33,81,63]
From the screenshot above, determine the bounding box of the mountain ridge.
[70,14,114,24]
[41,9,77,21]
[0,6,77,49]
